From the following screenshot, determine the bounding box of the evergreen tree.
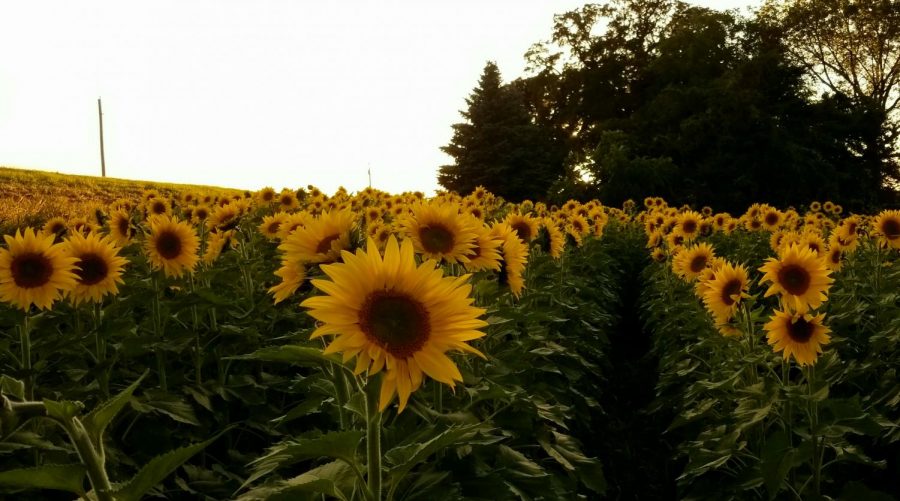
[439,62,565,201]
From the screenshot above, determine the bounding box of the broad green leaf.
[538,431,606,494]
[130,395,201,426]
[385,424,493,481]
[0,376,25,401]
[243,430,364,489]
[111,433,222,501]
[42,399,83,421]
[84,371,148,448]
[238,460,355,501]
[0,464,86,495]
[760,429,793,500]
[272,395,327,426]
[227,345,342,367]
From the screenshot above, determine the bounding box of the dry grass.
[0,166,243,233]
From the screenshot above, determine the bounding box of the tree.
[439,62,566,201]
[760,0,900,199]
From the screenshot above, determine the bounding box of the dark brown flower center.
[359,290,430,359]
[76,253,108,285]
[720,278,743,306]
[829,249,841,264]
[117,217,131,237]
[316,233,341,254]
[786,316,815,343]
[511,221,532,242]
[11,252,53,288]
[262,191,275,201]
[195,208,208,220]
[882,218,900,239]
[151,201,167,214]
[682,220,697,234]
[266,221,281,234]
[419,224,454,254]
[765,213,779,226]
[808,242,821,254]
[689,254,708,273]
[155,230,183,260]
[777,264,811,296]
[280,194,294,206]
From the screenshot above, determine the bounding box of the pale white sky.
[0,0,757,195]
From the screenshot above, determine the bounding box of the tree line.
[438,0,900,212]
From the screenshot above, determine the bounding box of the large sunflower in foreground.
[759,243,832,314]
[872,209,900,249]
[764,309,831,366]
[402,202,477,264]
[0,228,78,310]
[702,262,750,325]
[144,216,200,278]
[63,232,128,305]
[301,236,487,412]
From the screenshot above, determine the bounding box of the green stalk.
[806,365,821,497]
[189,275,203,386]
[20,313,33,400]
[332,363,350,429]
[365,377,382,500]
[152,273,167,392]
[434,383,443,414]
[92,302,109,399]
[62,416,114,501]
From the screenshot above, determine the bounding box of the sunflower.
[651,247,667,262]
[464,222,503,272]
[402,202,476,264]
[279,210,355,265]
[366,221,395,251]
[63,232,128,305]
[268,258,307,304]
[505,213,540,243]
[203,229,236,265]
[42,217,69,243]
[207,203,241,233]
[702,262,750,325]
[0,228,78,310]
[278,190,300,211]
[809,201,821,213]
[675,211,703,241]
[759,243,833,314]
[824,245,843,272]
[761,208,783,231]
[108,209,135,245]
[259,213,287,240]
[872,209,900,249]
[542,218,565,259]
[144,216,200,278]
[277,212,312,240]
[301,236,487,412]
[493,222,528,297]
[257,187,277,204]
[765,309,831,366]
[191,205,211,226]
[145,198,171,218]
[673,242,715,281]
[801,232,826,256]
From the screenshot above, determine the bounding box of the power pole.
[98,98,106,177]
[368,164,372,188]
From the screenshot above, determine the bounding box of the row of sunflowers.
[0,186,630,500]
[638,198,900,499]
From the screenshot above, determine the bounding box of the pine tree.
[439,62,565,201]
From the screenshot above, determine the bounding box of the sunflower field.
[0,182,898,500]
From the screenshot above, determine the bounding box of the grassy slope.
[0,166,243,232]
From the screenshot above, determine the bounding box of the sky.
[0,0,759,195]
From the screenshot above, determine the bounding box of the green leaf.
[385,424,491,481]
[0,464,86,495]
[84,371,147,448]
[42,399,83,421]
[238,460,355,501]
[243,431,365,489]
[538,431,606,494]
[111,433,223,501]
[272,396,327,426]
[0,376,25,401]
[227,345,342,367]
[130,395,201,426]
[760,429,793,500]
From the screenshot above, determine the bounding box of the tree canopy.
[439,0,900,210]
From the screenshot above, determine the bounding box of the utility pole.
[98,98,106,177]
[368,164,372,188]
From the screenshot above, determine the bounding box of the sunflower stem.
[434,383,443,414]
[20,312,33,400]
[151,273,168,392]
[57,414,114,501]
[332,363,350,429]
[92,302,109,399]
[189,275,203,386]
[806,365,821,497]
[365,376,383,501]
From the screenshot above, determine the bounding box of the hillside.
[0,166,243,232]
